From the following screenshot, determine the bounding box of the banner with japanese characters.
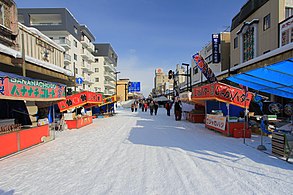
[0,76,65,101]
[192,53,217,83]
[58,91,103,112]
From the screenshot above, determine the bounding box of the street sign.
[76,77,83,85]
[128,82,140,92]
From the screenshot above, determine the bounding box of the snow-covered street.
[0,108,292,195]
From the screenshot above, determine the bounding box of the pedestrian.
[174,97,182,121]
[165,101,171,116]
[134,101,138,112]
[131,103,134,112]
[144,102,148,112]
[149,100,155,115]
[154,101,159,115]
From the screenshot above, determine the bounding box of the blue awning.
[227,58,293,99]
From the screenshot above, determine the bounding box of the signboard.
[0,76,65,101]
[279,15,293,47]
[192,53,217,83]
[58,91,103,112]
[192,82,253,108]
[128,82,141,92]
[212,34,221,63]
[76,77,83,85]
[206,114,226,131]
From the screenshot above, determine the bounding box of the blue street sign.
[128,82,141,92]
[76,77,83,85]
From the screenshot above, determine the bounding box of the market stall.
[192,82,253,138]
[57,91,103,129]
[92,95,116,118]
[0,71,66,158]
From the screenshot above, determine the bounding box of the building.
[92,43,118,96]
[153,68,173,97]
[190,32,230,89]
[117,79,130,101]
[18,8,96,92]
[230,0,293,67]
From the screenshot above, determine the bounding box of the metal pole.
[124,84,127,101]
[22,33,26,77]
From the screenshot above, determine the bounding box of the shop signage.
[212,34,221,63]
[192,83,253,108]
[192,53,217,83]
[279,15,293,47]
[0,76,65,101]
[58,91,103,112]
[206,114,226,131]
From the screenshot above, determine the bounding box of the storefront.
[0,71,66,158]
[92,95,116,118]
[192,82,253,138]
[58,91,103,129]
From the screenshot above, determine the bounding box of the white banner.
[206,114,226,131]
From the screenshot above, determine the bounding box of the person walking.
[144,101,148,112]
[165,101,171,116]
[154,101,159,115]
[174,98,182,121]
[131,103,134,112]
[149,100,155,115]
[134,101,138,112]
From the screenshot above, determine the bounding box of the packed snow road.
[0,108,292,195]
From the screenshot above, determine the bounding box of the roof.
[227,58,293,99]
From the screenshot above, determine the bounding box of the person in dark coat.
[165,102,171,116]
[174,98,182,121]
[149,100,155,115]
[154,101,159,115]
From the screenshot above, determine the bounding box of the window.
[95,78,99,82]
[263,14,271,31]
[75,67,78,75]
[94,87,98,92]
[83,84,85,89]
[74,26,78,34]
[95,68,99,72]
[94,49,99,53]
[193,67,198,75]
[234,37,238,49]
[74,40,77,47]
[74,54,77,60]
[243,26,255,62]
[29,14,62,26]
[0,5,4,25]
[285,7,293,19]
[18,14,24,24]
[95,58,99,63]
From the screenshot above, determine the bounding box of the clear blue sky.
[15,0,247,96]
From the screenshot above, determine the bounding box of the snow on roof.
[0,43,73,77]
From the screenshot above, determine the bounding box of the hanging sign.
[58,91,103,112]
[192,82,253,108]
[192,53,217,83]
[0,76,65,101]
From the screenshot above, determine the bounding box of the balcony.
[55,38,71,50]
[64,54,71,65]
[87,43,95,52]
[104,63,115,72]
[81,36,90,48]
[104,80,115,89]
[104,72,115,81]
[80,51,89,60]
[81,64,93,73]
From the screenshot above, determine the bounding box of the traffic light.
[168,70,173,79]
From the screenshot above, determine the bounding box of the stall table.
[0,125,49,158]
[65,115,93,129]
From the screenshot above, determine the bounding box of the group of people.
[130,97,183,121]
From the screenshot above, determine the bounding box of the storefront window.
[243,26,254,62]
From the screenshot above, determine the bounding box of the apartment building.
[230,0,293,67]
[153,68,174,97]
[18,8,96,92]
[92,43,118,96]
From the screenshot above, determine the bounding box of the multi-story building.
[18,8,96,92]
[117,79,129,101]
[153,68,173,97]
[230,0,293,67]
[92,43,118,96]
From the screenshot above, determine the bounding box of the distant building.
[92,43,118,96]
[18,8,96,92]
[153,68,173,97]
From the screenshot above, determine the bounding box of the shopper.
[174,98,182,121]
[165,102,171,116]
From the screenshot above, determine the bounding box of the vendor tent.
[227,58,293,99]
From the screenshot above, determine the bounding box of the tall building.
[18,8,96,92]
[92,43,118,96]
[153,68,173,97]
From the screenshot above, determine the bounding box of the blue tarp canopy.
[227,58,293,99]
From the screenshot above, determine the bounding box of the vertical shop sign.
[212,34,221,63]
[192,53,217,83]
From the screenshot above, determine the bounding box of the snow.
[0,108,292,194]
